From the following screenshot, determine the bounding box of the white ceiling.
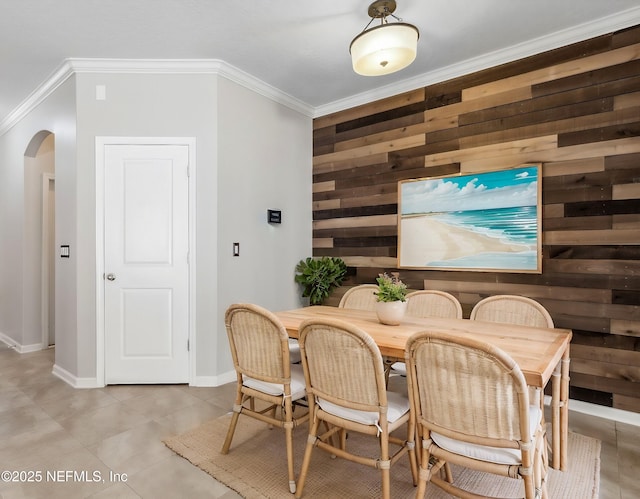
[2,0,640,122]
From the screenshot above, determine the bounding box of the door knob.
[106,273,116,281]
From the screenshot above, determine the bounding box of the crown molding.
[0,61,75,136]
[67,58,314,117]
[313,6,640,117]
[0,58,314,135]
[2,6,639,134]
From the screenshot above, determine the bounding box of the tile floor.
[0,344,638,498]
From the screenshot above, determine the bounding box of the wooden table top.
[275,306,572,388]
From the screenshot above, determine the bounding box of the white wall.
[74,72,312,381]
[74,72,219,379]
[216,77,313,373]
[0,78,77,373]
[0,69,312,384]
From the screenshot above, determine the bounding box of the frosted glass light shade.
[350,23,419,76]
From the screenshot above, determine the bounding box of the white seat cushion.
[391,361,406,375]
[242,363,306,401]
[288,339,301,364]
[318,391,410,426]
[431,405,542,465]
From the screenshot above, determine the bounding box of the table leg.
[550,361,561,470]
[560,348,570,471]
[550,345,570,471]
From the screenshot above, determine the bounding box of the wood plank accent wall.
[312,25,640,413]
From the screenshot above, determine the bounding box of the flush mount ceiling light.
[350,0,419,76]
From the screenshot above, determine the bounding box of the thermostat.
[268,209,282,224]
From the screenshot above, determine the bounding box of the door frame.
[95,137,197,387]
[41,173,55,348]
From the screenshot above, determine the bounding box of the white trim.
[3,328,640,424]
[314,6,640,117]
[0,332,19,350]
[19,343,44,353]
[544,395,640,427]
[52,363,100,388]
[191,370,237,387]
[187,141,198,386]
[95,136,197,387]
[41,173,55,350]
[70,58,314,118]
[3,6,639,134]
[0,332,44,353]
[0,62,75,137]
[0,59,314,136]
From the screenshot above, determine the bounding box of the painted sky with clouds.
[401,166,538,215]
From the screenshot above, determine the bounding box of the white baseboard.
[0,332,17,349]
[19,342,45,353]
[191,369,236,387]
[50,363,234,389]
[0,332,44,353]
[0,340,634,426]
[545,395,640,427]
[52,363,101,389]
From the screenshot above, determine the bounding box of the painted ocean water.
[427,205,538,269]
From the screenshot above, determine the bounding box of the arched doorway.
[24,130,55,348]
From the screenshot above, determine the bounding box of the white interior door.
[104,144,190,383]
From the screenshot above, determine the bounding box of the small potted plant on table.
[374,272,408,325]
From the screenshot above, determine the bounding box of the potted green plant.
[294,257,347,305]
[374,272,408,325]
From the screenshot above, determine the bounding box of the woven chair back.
[225,303,291,384]
[338,284,379,311]
[406,331,530,444]
[406,290,463,319]
[470,295,553,328]
[299,318,387,411]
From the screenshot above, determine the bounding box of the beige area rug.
[164,413,600,499]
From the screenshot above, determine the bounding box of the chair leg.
[537,431,549,499]
[340,428,347,450]
[294,417,320,499]
[285,424,296,493]
[220,409,240,454]
[443,462,453,483]
[523,472,535,499]
[380,431,391,499]
[415,451,428,499]
[284,401,296,494]
[381,467,391,499]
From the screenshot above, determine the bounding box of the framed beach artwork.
[398,164,542,273]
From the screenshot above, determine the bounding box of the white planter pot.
[375,300,408,326]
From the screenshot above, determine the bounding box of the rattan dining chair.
[295,317,418,499]
[338,284,379,311]
[405,330,548,499]
[221,303,310,494]
[406,289,463,319]
[470,294,554,408]
[470,294,553,328]
[391,290,463,376]
[339,284,397,382]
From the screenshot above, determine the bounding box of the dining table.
[275,305,572,471]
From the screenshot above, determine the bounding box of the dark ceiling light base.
[368,0,397,19]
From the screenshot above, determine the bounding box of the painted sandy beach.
[399,214,533,268]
